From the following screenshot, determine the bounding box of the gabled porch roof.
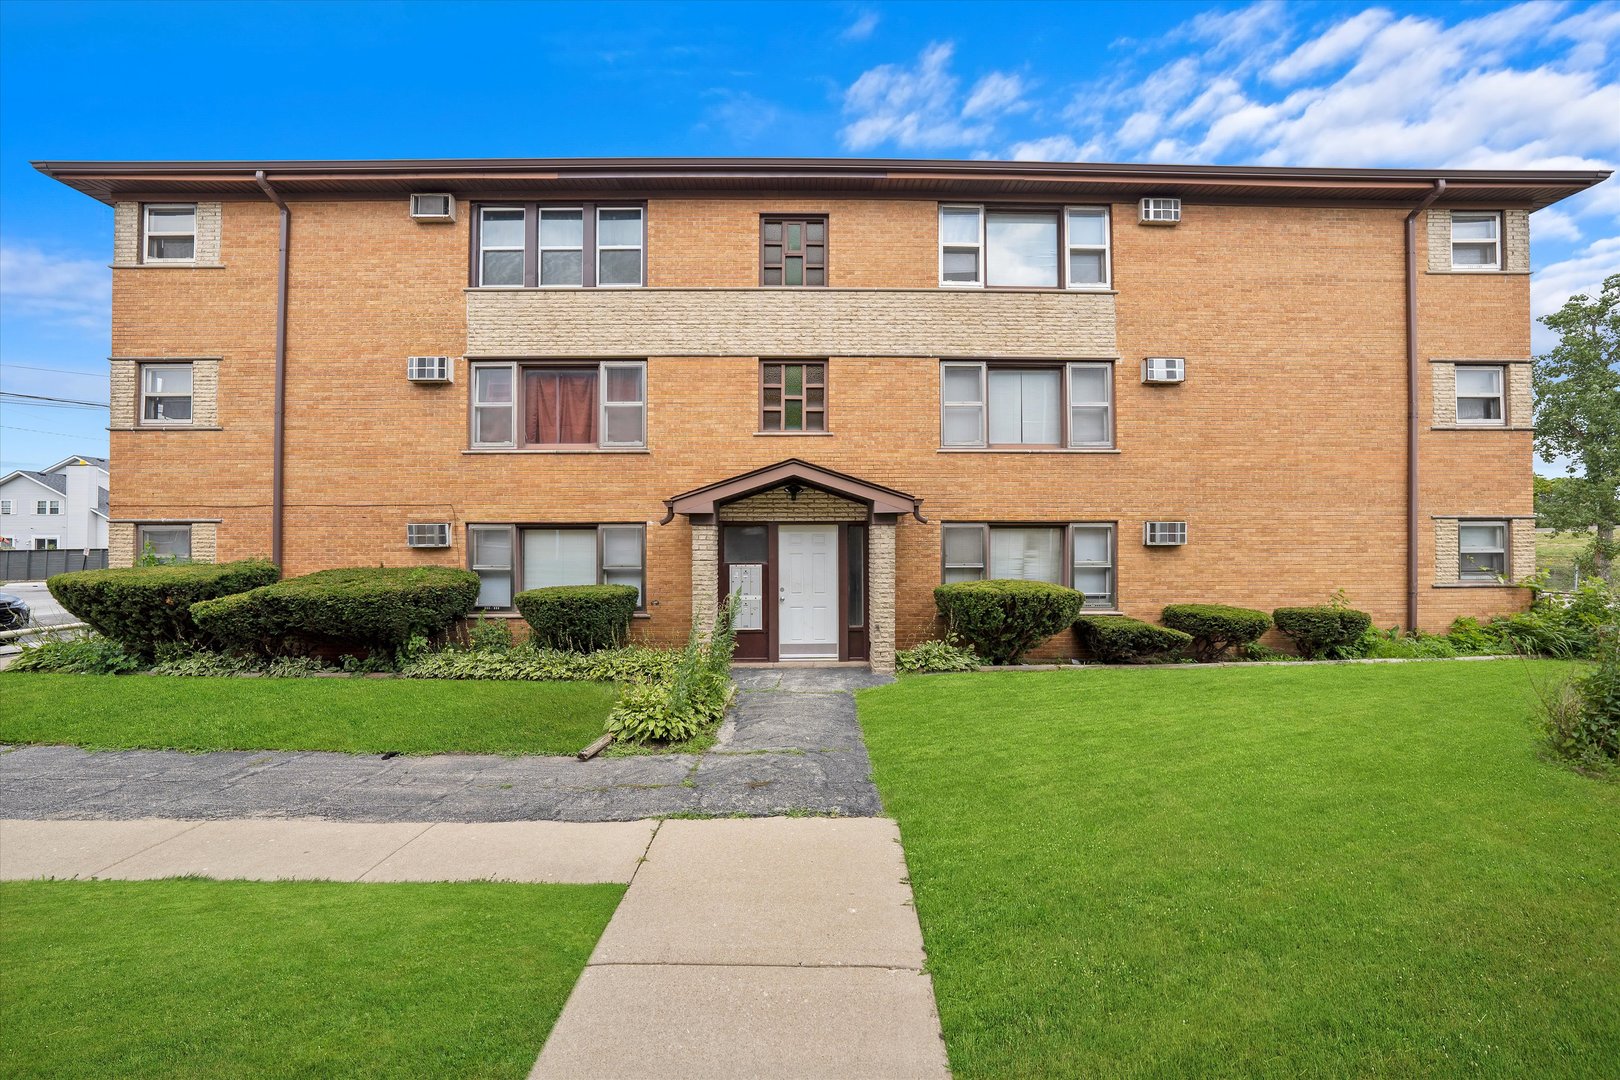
[661,459,926,524]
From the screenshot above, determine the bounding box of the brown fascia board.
[32,156,1611,208]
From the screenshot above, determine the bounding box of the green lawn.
[0,673,615,755]
[0,878,623,1078]
[858,661,1620,1079]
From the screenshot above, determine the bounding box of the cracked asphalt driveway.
[0,667,891,823]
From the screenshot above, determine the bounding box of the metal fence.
[0,548,107,581]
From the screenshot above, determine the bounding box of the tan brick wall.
[1431,362,1457,425]
[1426,208,1529,273]
[108,522,136,568]
[717,488,867,522]
[869,523,897,672]
[1434,519,1460,582]
[1511,518,1536,582]
[113,200,222,266]
[105,195,1534,656]
[467,287,1117,359]
[691,522,717,632]
[191,521,218,563]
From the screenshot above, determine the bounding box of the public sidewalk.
[1,814,952,1079]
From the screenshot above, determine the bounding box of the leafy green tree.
[1534,274,1620,581]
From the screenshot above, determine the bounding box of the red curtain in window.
[525,369,598,445]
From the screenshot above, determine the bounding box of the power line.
[0,392,109,409]
[2,425,87,438]
[0,364,109,379]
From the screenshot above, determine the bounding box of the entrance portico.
[662,460,924,672]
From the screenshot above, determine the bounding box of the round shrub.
[1074,615,1192,663]
[1272,605,1374,659]
[933,580,1084,665]
[1161,604,1272,662]
[191,566,479,656]
[46,559,280,657]
[514,584,639,653]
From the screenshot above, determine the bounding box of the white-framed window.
[33,536,59,550]
[538,208,584,286]
[939,204,1110,288]
[940,361,1112,448]
[596,207,645,287]
[470,361,647,450]
[140,363,193,425]
[144,203,197,262]
[469,523,647,609]
[1458,521,1508,580]
[1455,365,1505,424]
[1065,207,1111,288]
[478,206,526,286]
[941,522,1117,608]
[0,499,10,515]
[35,499,62,515]
[137,524,192,562]
[1451,212,1502,271]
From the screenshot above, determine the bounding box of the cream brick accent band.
[717,488,867,522]
[1427,208,1529,273]
[108,522,136,568]
[1510,519,1535,582]
[110,358,222,429]
[113,200,222,266]
[468,288,1118,359]
[191,522,219,563]
[869,523,897,673]
[1431,363,1457,425]
[1507,362,1532,424]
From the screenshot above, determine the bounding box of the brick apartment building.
[36,158,1609,669]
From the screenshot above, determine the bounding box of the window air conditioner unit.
[1142,357,1186,384]
[407,356,453,382]
[1139,197,1181,225]
[1143,521,1188,546]
[406,523,452,548]
[409,193,456,222]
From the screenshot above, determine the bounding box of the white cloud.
[1268,8,1394,83]
[1007,135,1101,162]
[841,43,1024,151]
[0,245,110,330]
[1533,207,1584,243]
[1531,235,1620,330]
[841,11,880,43]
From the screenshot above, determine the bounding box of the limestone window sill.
[1430,425,1533,432]
[1431,581,1524,589]
[754,431,834,437]
[1424,269,1531,276]
[461,448,652,455]
[937,447,1121,454]
[110,263,226,270]
[119,425,224,432]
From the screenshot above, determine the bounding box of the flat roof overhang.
[32,156,1611,210]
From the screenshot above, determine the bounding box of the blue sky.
[2,0,1616,474]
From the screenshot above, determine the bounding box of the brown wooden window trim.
[938,202,1112,291]
[939,521,1118,608]
[759,360,828,433]
[760,215,828,287]
[469,201,647,289]
[467,522,648,613]
[939,360,1114,450]
[468,360,647,450]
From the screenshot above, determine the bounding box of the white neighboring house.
[0,456,110,552]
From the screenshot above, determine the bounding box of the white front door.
[778,524,839,658]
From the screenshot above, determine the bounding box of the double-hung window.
[942,522,1117,607]
[941,361,1112,448]
[144,204,196,262]
[0,499,10,515]
[1455,365,1505,424]
[470,361,647,449]
[1458,521,1508,580]
[35,500,62,516]
[474,203,645,288]
[939,204,1110,288]
[1451,212,1501,270]
[140,363,193,424]
[469,523,647,609]
[137,524,192,562]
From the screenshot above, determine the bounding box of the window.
[144,204,196,262]
[939,204,1110,288]
[473,203,644,288]
[137,525,191,562]
[479,207,526,286]
[1455,365,1505,424]
[761,217,827,286]
[469,524,646,609]
[470,361,647,449]
[1451,212,1501,270]
[141,363,193,424]
[33,537,59,550]
[35,500,62,516]
[942,523,1117,608]
[760,362,826,432]
[1458,521,1508,581]
[0,500,10,514]
[940,361,1112,448]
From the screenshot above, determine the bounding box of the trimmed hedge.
[1273,605,1374,659]
[1161,604,1272,662]
[191,567,479,656]
[1074,615,1192,663]
[514,585,639,652]
[934,580,1084,665]
[46,560,280,656]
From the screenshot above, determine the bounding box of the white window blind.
[522,529,598,591]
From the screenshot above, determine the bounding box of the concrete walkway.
[0,667,889,822]
[1,814,952,1079]
[532,816,950,1080]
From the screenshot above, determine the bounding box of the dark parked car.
[0,592,30,631]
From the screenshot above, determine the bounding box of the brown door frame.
[723,520,864,662]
